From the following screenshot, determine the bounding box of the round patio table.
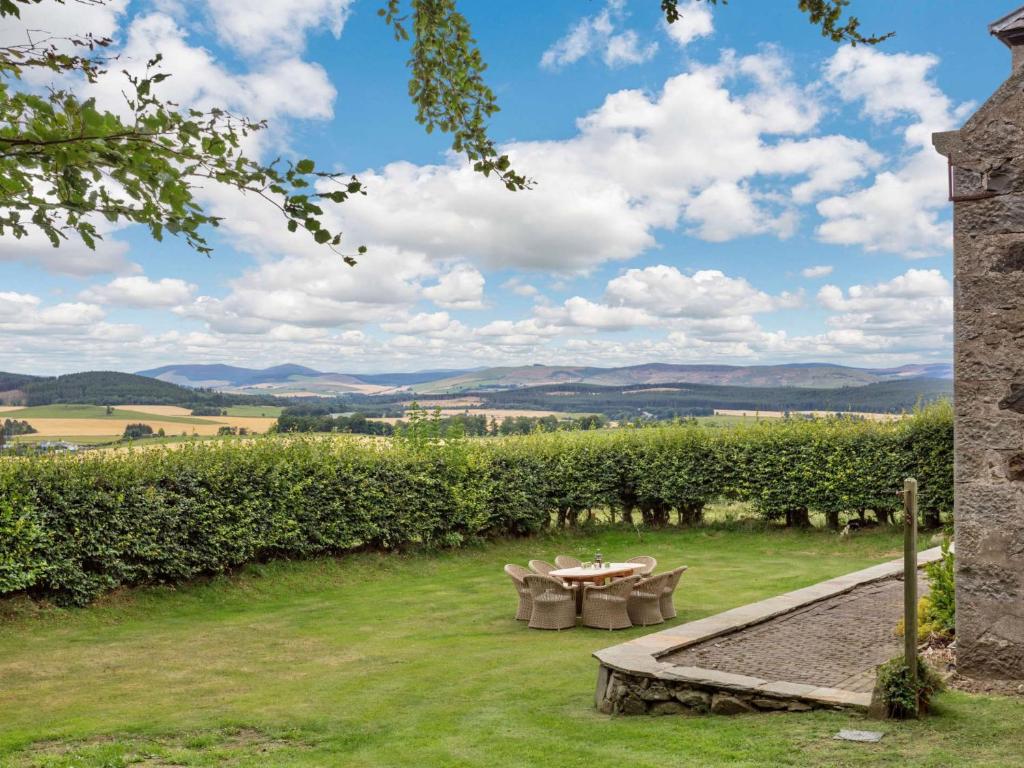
[549,563,642,587]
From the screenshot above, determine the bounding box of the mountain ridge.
[134,361,952,396]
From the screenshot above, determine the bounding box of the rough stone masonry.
[932,6,1024,680]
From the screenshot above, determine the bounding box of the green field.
[223,405,284,417]
[1,526,1020,767]
[2,404,215,425]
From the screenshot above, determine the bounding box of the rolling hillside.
[134,361,953,398]
[405,362,953,394]
[0,371,281,407]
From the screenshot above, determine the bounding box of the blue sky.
[0,0,1014,375]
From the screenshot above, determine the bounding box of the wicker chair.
[582,575,638,630]
[555,555,583,569]
[628,572,672,626]
[528,559,559,577]
[627,555,657,576]
[523,574,577,630]
[504,564,534,621]
[659,566,688,620]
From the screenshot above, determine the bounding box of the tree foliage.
[0,2,367,261]
[0,404,950,605]
[1,0,888,264]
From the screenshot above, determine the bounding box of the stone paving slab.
[593,547,943,714]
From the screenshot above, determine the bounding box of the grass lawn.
[1,526,1020,767]
[223,405,284,417]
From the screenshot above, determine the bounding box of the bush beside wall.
[0,403,953,605]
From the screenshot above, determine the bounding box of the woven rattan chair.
[581,575,638,630]
[627,555,657,576]
[528,559,559,577]
[628,572,672,626]
[659,566,688,620]
[522,574,576,630]
[504,564,534,621]
[555,555,583,569]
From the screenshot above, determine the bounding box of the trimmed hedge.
[0,403,952,605]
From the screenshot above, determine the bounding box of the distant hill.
[406,362,954,394]
[0,371,280,407]
[133,361,953,398]
[137,362,396,396]
[472,378,953,418]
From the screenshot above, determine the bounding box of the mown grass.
[223,405,284,417]
[0,525,1020,767]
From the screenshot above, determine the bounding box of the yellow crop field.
[118,404,195,416]
[21,416,277,438]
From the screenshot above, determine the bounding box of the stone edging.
[593,546,944,714]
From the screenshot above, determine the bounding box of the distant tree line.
[275,407,608,437]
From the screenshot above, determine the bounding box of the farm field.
[0,527,1020,767]
[3,403,277,441]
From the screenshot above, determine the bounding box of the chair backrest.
[555,555,582,569]
[528,559,557,576]
[664,565,688,593]
[504,563,531,583]
[627,555,657,576]
[523,573,571,598]
[633,571,671,594]
[587,574,638,598]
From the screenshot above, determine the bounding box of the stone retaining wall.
[597,668,823,716]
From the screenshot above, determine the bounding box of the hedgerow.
[0,403,952,605]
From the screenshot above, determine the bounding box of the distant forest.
[0,371,281,408]
[345,378,952,420]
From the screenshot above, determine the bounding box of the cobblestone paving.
[664,575,927,693]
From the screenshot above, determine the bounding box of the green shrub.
[876,655,945,718]
[123,423,154,440]
[922,537,955,637]
[0,404,953,606]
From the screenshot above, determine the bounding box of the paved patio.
[594,547,943,715]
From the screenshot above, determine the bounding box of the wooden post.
[903,477,919,715]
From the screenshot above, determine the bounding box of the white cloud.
[605,266,801,318]
[815,46,971,257]
[801,265,833,278]
[817,269,952,339]
[338,49,878,271]
[0,230,137,276]
[541,0,656,70]
[86,13,337,122]
[80,276,197,307]
[422,265,486,309]
[547,296,654,330]
[501,278,539,297]
[205,0,352,58]
[664,1,714,47]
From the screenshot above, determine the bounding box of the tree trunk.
[922,507,942,530]
[677,501,704,526]
[786,507,811,528]
[825,510,840,531]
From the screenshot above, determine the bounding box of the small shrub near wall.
[0,404,952,605]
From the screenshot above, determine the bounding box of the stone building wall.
[933,42,1024,680]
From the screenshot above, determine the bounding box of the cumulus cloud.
[817,269,952,343]
[541,0,657,70]
[664,1,714,47]
[205,0,352,58]
[815,47,971,257]
[338,48,878,272]
[422,265,486,309]
[81,276,197,307]
[604,266,801,318]
[801,265,833,278]
[501,278,539,297]
[84,13,337,121]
